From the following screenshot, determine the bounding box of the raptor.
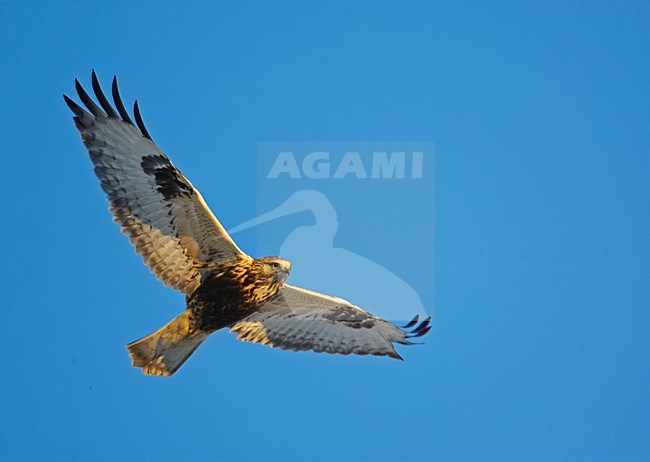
[64,71,431,376]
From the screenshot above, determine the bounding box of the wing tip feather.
[63,93,84,115]
[65,71,155,142]
[91,70,119,118]
[133,99,152,140]
[111,74,135,125]
[74,78,105,118]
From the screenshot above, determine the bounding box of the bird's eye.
[270,262,281,269]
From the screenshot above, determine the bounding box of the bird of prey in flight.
[64,71,431,376]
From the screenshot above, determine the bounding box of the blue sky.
[1,2,649,461]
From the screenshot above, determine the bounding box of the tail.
[126,311,209,376]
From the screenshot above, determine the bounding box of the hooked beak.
[277,267,290,283]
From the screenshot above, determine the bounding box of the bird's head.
[254,256,292,285]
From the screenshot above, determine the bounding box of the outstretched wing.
[64,71,246,296]
[230,285,431,359]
